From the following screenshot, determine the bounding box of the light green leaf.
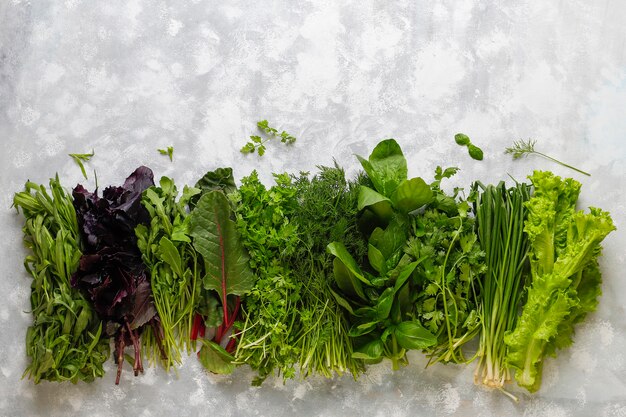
[356,139,407,198]
[368,244,386,274]
[327,242,370,285]
[158,237,183,277]
[198,340,235,374]
[391,177,433,214]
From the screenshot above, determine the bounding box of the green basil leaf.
[391,177,433,214]
[394,321,437,350]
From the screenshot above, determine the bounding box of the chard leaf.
[198,340,235,374]
[391,177,433,214]
[394,321,436,350]
[356,139,407,198]
[195,167,237,196]
[189,191,255,301]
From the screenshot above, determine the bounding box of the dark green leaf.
[189,191,255,301]
[394,321,437,350]
[352,339,384,360]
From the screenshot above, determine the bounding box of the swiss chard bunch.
[13,177,109,383]
[71,166,164,384]
[504,171,615,392]
[187,168,256,374]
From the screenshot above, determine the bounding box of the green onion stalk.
[472,181,531,400]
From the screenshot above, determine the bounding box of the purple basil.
[71,166,165,384]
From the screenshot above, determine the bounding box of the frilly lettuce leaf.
[505,171,615,392]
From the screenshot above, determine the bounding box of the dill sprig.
[505,139,590,176]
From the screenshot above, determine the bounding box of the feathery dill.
[505,139,590,176]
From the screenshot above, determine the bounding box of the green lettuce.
[504,171,615,392]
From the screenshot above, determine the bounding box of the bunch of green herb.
[13,176,109,383]
[135,176,202,369]
[231,171,302,384]
[472,181,531,399]
[284,165,368,378]
[407,201,484,365]
[505,139,590,176]
[329,140,444,369]
[241,120,297,156]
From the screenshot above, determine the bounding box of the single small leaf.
[394,321,437,350]
[454,133,471,146]
[468,144,484,160]
[391,177,433,214]
[198,340,235,374]
[333,257,367,300]
[158,237,183,277]
[352,339,384,360]
[327,242,370,285]
[348,321,378,337]
[374,287,395,320]
[368,244,386,274]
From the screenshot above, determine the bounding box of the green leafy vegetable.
[231,171,301,383]
[240,120,297,156]
[157,146,174,161]
[504,171,615,392]
[189,188,255,373]
[13,176,109,383]
[135,176,202,370]
[505,139,590,177]
[472,181,531,399]
[68,150,94,180]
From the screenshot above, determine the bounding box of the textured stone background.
[1,1,625,416]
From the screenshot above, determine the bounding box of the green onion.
[472,181,531,401]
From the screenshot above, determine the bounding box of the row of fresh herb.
[13,128,614,401]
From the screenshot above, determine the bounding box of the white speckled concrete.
[1,1,625,416]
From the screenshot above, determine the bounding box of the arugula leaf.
[68,150,94,180]
[14,176,109,383]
